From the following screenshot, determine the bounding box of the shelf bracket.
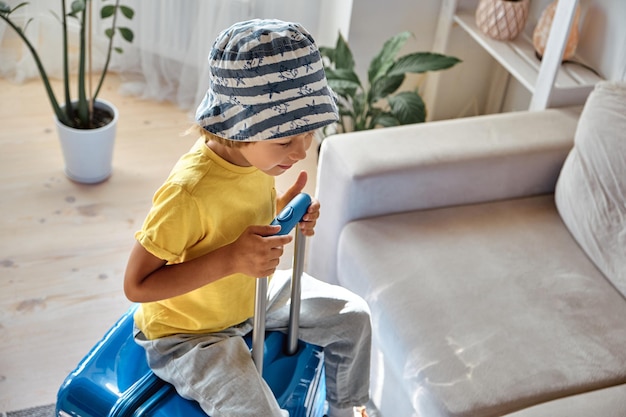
[529,0,580,111]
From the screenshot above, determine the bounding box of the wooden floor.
[0,74,318,412]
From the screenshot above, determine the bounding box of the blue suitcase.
[56,194,326,417]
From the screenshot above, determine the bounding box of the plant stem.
[0,13,69,126]
[77,0,88,126]
[93,0,120,101]
[88,0,93,122]
[61,0,72,120]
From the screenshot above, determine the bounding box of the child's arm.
[124,224,292,303]
[277,170,320,237]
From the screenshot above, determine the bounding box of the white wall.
[346,0,440,71]
[316,0,354,48]
[344,0,626,120]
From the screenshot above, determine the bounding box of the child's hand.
[229,225,292,278]
[298,198,320,236]
[277,170,320,236]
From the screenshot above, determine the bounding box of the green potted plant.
[0,0,134,183]
[320,31,461,134]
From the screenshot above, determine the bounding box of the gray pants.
[134,270,371,417]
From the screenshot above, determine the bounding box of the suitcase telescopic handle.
[252,193,312,375]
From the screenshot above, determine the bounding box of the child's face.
[239,132,314,176]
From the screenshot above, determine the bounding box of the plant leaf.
[369,74,404,104]
[388,91,426,125]
[120,5,134,19]
[319,46,335,64]
[325,68,361,97]
[100,5,115,18]
[13,1,29,12]
[118,27,134,43]
[49,10,63,24]
[388,53,461,76]
[22,17,33,33]
[325,68,360,84]
[327,79,359,99]
[0,2,13,14]
[69,0,85,17]
[352,91,370,130]
[372,113,400,129]
[368,31,411,84]
[105,28,113,39]
[333,32,355,71]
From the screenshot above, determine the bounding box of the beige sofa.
[308,81,626,417]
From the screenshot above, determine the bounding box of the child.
[124,19,371,417]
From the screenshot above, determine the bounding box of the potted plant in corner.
[0,0,134,184]
[320,31,461,135]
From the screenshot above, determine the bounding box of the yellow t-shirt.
[134,138,276,339]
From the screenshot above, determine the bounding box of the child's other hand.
[299,198,320,236]
[230,225,292,278]
[277,170,320,237]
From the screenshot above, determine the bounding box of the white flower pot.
[55,99,118,184]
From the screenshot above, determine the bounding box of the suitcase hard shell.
[56,193,326,417]
[55,305,326,417]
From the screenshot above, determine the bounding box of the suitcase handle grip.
[252,193,311,374]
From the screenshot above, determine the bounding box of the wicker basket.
[475,0,530,41]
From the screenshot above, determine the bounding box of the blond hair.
[185,124,250,148]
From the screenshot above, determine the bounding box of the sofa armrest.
[308,107,581,284]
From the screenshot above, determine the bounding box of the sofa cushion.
[503,383,626,417]
[338,195,626,416]
[555,81,626,297]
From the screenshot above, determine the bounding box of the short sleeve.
[135,182,204,264]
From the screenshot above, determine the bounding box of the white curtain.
[0,0,343,111]
[0,1,75,82]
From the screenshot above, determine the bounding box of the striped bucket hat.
[195,19,339,141]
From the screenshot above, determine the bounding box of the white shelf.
[425,0,603,117]
[454,11,601,107]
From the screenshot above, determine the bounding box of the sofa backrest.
[311,108,580,285]
[555,81,626,297]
